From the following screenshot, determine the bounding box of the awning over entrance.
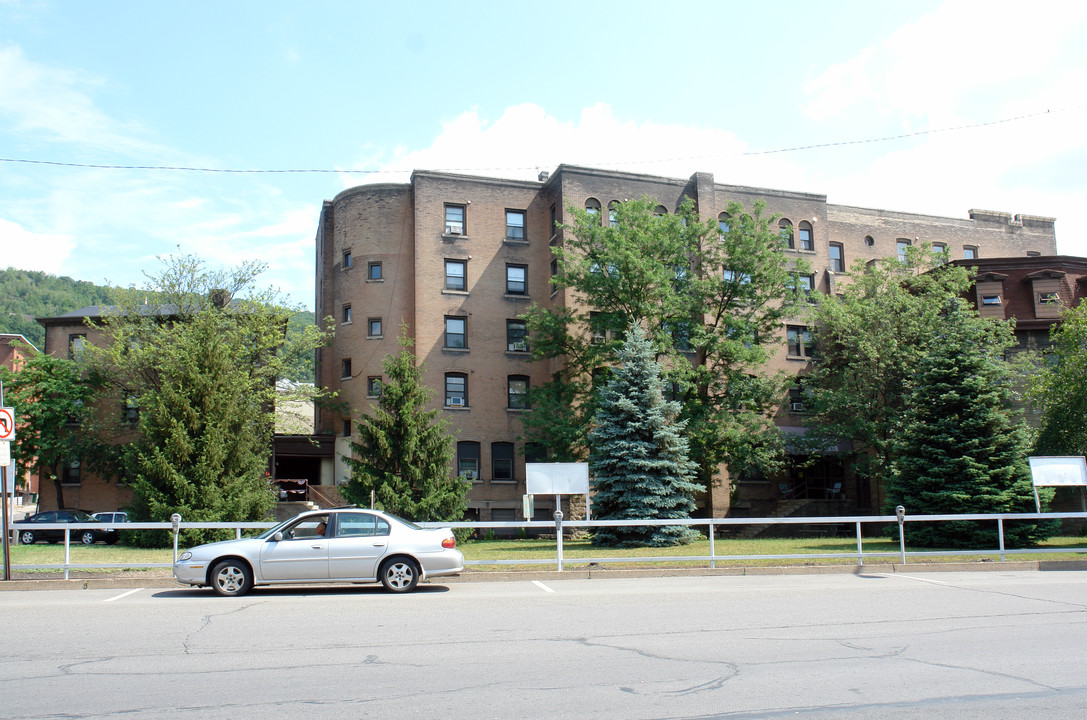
[779,426,852,455]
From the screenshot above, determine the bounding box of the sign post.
[1,393,13,581]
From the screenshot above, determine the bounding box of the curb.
[2,559,1085,592]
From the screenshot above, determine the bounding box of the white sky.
[2,0,1085,309]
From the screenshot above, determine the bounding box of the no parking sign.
[0,407,14,442]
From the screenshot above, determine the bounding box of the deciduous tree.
[1030,300,1087,458]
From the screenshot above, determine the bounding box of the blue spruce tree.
[589,323,702,547]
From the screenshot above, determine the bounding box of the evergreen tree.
[589,324,701,547]
[88,254,325,547]
[342,329,469,522]
[887,302,1055,548]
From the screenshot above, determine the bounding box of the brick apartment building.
[314,164,1059,520]
[2,333,38,499]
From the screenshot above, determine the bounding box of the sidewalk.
[3,559,1086,592]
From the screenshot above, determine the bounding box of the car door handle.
[311,544,324,550]
[372,542,386,547]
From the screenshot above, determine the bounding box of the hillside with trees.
[0,266,317,382]
[0,267,113,349]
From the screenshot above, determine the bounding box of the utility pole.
[1,379,12,581]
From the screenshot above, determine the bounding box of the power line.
[0,106,1079,175]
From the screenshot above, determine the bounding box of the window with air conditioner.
[445,204,465,235]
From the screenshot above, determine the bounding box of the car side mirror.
[272,531,283,542]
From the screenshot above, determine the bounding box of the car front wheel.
[210,559,253,597]
[81,531,97,545]
[380,558,419,593]
[19,530,34,545]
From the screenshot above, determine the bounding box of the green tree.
[87,254,326,546]
[803,250,984,494]
[1030,300,1087,457]
[0,350,104,508]
[523,196,805,500]
[887,303,1055,548]
[0,267,113,349]
[341,329,469,522]
[589,324,701,547]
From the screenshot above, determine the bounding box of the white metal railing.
[5,511,1087,580]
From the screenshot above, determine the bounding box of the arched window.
[718,212,731,235]
[653,204,668,217]
[585,197,601,222]
[608,201,620,227]
[864,235,875,247]
[779,219,794,249]
[798,221,813,251]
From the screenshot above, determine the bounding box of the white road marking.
[532,580,555,593]
[876,573,950,586]
[104,589,142,602]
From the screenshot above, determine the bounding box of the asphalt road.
[2,570,1086,719]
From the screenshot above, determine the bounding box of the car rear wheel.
[81,531,97,545]
[210,559,253,597]
[19,530,34,545]
[380,558,419,593]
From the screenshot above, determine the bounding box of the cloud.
[0,44,169,158]
[0,219,75,273]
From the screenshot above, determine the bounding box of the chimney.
[538,171,549,182]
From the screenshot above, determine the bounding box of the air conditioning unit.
[790,401,805,412]
[446,225,463,235]
[448,397,465,407]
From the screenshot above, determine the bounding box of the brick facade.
[316,165,1059,519]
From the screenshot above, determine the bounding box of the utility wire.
[0,106,1079,175]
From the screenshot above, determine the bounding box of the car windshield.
[383,513,422,531]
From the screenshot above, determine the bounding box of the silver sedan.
[173,508,464,596]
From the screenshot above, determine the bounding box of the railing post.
[63,529,70,580]
[896,506,907,565]
[997,517,1006,562]
[554,510,564,572]
[709,520,716,569]
[855,521,863,566]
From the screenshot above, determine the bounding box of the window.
[653,204,668,218]
[444,204,465,235]
[788,386,808,413]
[585,197,601,222]
[864,235,875,247]
[550,257,558,277]
[122,396,139,424]
[798,221,814,251]
[896,239,911,261]
[445,316,466,349]
[337,514,390,538]
[506,210,526,241]
[791,274,815,302]
[506,319,528,352]
[608,201,620,227]
[367,318,382,337]
[664,319,692,352]
[718,212,731,235]
[68,334,87,360]
[964,246,978,260]
[787,325,813,358]
[445,373,467,407]
[1038,292,1060,305]
[61,458,81,485]
[367,376,382,396]
[549,204,557,237]
[457,441,480,480]
[342,304,352,324]
[492,442,515,482]
[506,264,527,295]
[507,375,530,409]
[829,242,845,272]
[445,259,466,291]
[779,219,794,249]
[341,358,352,379]
[342,420,351,437]
[367,261,382,280]
[723,268,751,284]
[981,294,1001,306]
[343,250,352,268]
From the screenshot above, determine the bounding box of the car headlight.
[178,551,192,562]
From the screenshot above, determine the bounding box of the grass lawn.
[5,534,1086,575]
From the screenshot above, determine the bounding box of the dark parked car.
[15,509,119,545]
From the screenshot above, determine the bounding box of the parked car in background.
[173,507,464,596]
[14,509,119,545]
[92,511,130,524]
